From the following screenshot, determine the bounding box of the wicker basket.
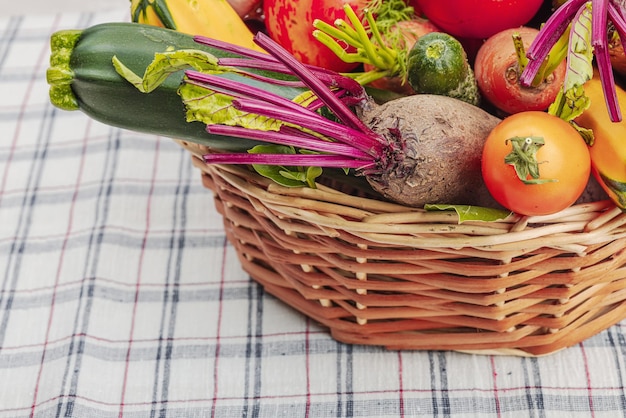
[177,139,626,356]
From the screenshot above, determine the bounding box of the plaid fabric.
[3,8,626,418]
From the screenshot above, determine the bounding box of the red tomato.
[263,0,367,72]
[474,27,567,115]
[481,112,591,216]
[415,0,543,39]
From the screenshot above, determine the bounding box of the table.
[3,7,626,418]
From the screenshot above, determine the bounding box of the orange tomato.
[575,74,626,210]
[481,111,591,216]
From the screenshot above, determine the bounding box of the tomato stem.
[504,136,558,185]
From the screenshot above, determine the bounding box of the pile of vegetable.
[46,0,626,217]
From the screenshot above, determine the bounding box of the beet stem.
[520,0,587,86]
[520,0,624,121]
[253,32,380,140]
[206,124,373,159]
[593,0,622,121]
[203,152,374,169]
[232,98,382,155]
[194,35,276,62]
[193,28,392,174]
[217,57,365,95]
[609,2,626,39]
[185,70,320,118]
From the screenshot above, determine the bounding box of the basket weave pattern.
[178,140,626,356]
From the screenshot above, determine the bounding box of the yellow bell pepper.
[575,74,626,209]
[130,0,265,53]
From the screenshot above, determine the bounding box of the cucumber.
[406,32,479,106]
[47,22,303,151]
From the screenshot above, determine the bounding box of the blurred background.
[5,0,126,15]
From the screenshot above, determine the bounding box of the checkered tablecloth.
[4,7,626,418]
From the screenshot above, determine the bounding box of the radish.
[474,26,567,115]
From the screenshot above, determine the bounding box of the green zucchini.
[406,32,480,106]
[46,22,303,151]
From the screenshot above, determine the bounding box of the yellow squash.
[575,75,626,209]
[130,0,265,53]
